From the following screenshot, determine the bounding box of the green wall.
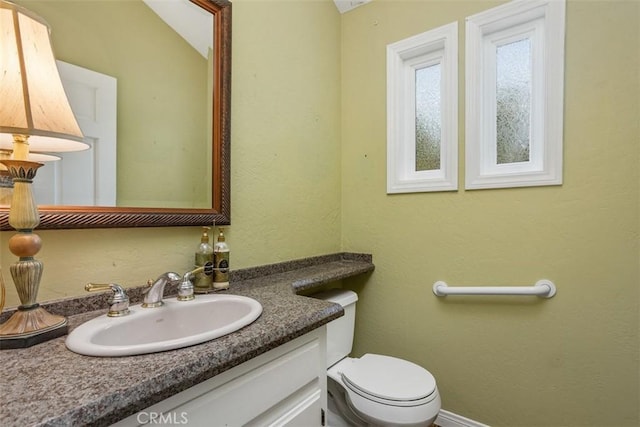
[1,0,638,425]
[341,0,639,425]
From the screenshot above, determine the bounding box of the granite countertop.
[0,253,374,427]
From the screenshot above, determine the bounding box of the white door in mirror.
[34,61,117,207]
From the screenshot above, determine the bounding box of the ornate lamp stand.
[0,157,67,348]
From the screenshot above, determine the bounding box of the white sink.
[66,294,262,357]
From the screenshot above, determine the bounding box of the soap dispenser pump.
[213,228,230,290]
[194,226,214,293]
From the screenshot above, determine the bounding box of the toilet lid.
[341,354,436,403]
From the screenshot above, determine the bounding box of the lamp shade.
[0,0,87,154]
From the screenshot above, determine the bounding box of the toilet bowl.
[313,289,441,427]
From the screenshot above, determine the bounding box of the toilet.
[314,289,441,427]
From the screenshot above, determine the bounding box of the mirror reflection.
[6,0,214,209]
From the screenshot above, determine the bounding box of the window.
[387,22,458,193]
[465,0,566,189]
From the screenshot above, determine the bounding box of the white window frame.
[465,0,566,190]
[387,22,458,193]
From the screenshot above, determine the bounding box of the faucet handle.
[85,283,130,317]
[176,267,202,301]
[178,265,214,300]
[177,276,195,301]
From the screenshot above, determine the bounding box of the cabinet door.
[112,327,327,426]
[246,383,323,426]
[271,389,323,426]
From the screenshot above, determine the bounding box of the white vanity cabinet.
[113,327,327,427]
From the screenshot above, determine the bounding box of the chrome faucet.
[142,272,181,308]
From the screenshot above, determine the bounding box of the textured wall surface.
[341,1,639,425]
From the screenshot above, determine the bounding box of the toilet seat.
[331,354,441,426]
[340,354,437,407]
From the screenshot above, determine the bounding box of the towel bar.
[433,280,556,298]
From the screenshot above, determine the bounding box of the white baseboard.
[435,409,490,427]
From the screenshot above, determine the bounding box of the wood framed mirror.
[0,0,231,230]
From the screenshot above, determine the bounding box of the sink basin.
[66,294,262,357]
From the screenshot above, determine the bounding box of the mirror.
[0,0,230,230]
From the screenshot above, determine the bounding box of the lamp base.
[0,305,68,349]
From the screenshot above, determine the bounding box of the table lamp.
[0,0,89,348]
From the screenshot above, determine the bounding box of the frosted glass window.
[415,63,442,171]
[496,38,531,164]
[465,0,565,189]
[387,21,457,193]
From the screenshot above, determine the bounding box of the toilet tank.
[312,289,358,368]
